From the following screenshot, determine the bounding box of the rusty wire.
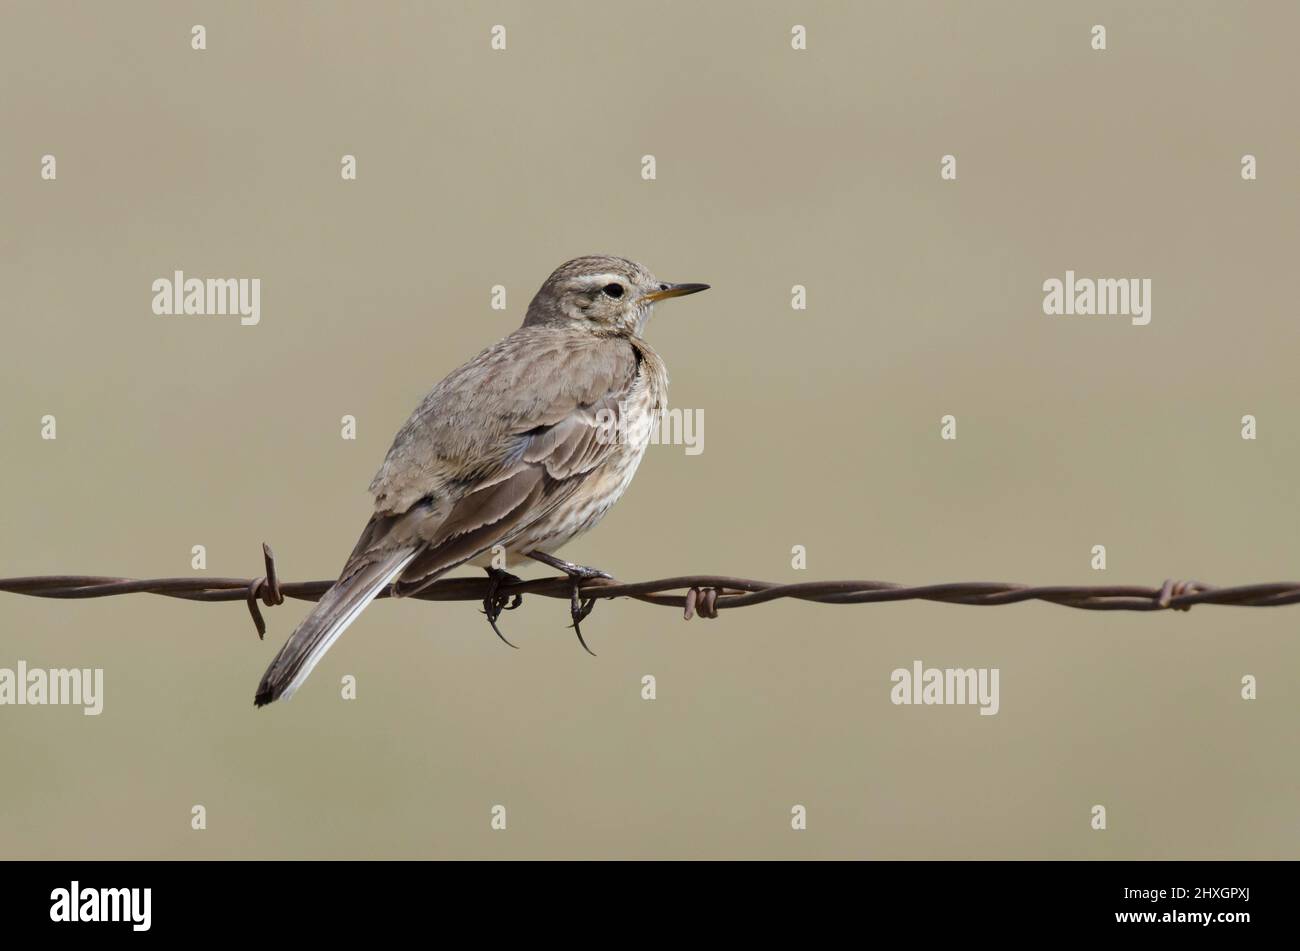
[2,544,1300,640]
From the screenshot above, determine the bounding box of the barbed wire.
[2,544,1300,640]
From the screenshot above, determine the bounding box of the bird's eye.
[602,283,624,299]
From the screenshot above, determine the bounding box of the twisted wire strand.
[2,545,1298,639]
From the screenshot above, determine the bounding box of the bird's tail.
[254,546,420,707]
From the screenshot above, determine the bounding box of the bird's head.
[523,255,709,335]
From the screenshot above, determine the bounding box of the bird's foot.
[525,551,614,656]
[481,567,524,649]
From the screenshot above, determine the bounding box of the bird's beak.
[642,282,710,303]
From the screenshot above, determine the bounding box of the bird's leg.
[481,567,524,649]
[525,551,613,656]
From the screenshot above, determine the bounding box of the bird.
[254,255,709,706]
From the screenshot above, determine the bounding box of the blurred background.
[1,0,1297,858]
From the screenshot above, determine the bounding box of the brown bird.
[255,255,708,706]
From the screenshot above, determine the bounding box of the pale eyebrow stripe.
[577,273,628,287]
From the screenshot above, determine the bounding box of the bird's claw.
[525,551,612,655]
[568,583,600,656]
[482,568,524,649]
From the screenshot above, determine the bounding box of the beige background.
[2,1,1298,859]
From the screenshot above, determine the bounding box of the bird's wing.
[255,327,642,706]
[366,325,644,591]
[368,326,639,513]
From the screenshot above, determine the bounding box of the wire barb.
[683,586,719,620]
[1156,578,1205,611]
[244,543,284,640]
